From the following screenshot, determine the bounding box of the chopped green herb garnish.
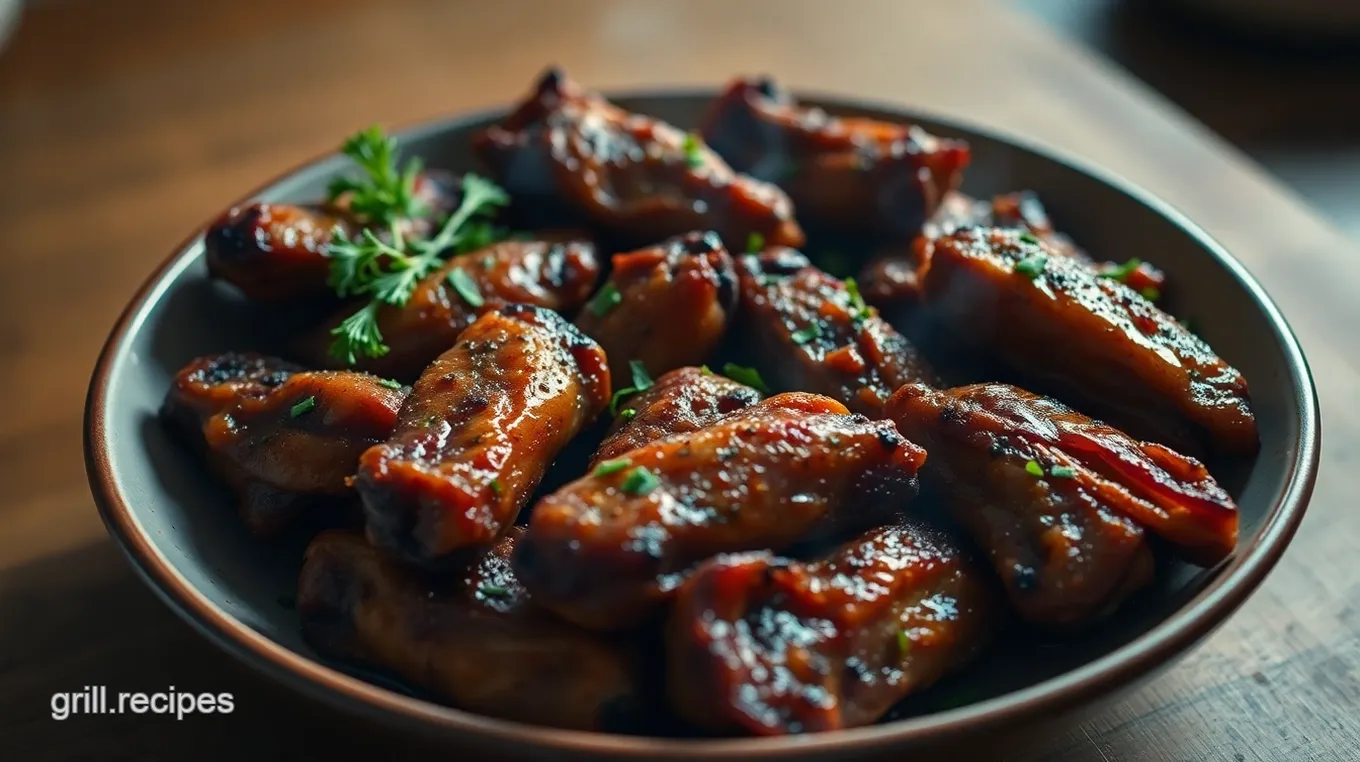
[447,268,484,308]
[489,478,503,495]
[682,132,705,169]
[1100,258,1142,283]
[896,630,911,654]
[1024,460,1044,477]
[1050,465,1077,478]
[844,277,871,323]
[630,360,654,392]
[478,584,512,599]
[587,282,623,317]
[1014,254,1048,280]
[1141,286,1161,302]
[481,254,497,270]
[620,467,661,496]
[593,458,632,477]
[791,323,824,345]
[326,125,427,225]
[377,377,403,390]
[699,365,713,376]
[619,408,637,421]
[746,232,765,254]
[1018,232,1040,246]
[722,363,769,394]
[290,396,317,417]
[454,221,506,254]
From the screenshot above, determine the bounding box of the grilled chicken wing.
[574,231,737,383]
[918,228,1256,455]
[162,354,404,534]
[358,304,610,567]
[514,392,926,630]
[667,520,994,734]
[475,68,804,249]
[737,249,936,417]
[298,529,641,731]
[701,76,969,238]
[299,233,599,379]
[204,171,461,302]
[592,366,762,465]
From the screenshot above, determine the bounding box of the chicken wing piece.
[204,171,461,302]
[298,529,641,731]
[700,76,969,238]
[591,366,762,465]
[357,304,610,567]
[161,352,302,433]
[858,191,1166,308]
[918,228,1257,455]
[667,520,994,735]
[297,233,599,379]
[475,67,804,249]
[513,392,926,630]
[737,249,937,417]
[574,231,737,383]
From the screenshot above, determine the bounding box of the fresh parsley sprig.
[327,126,427,225]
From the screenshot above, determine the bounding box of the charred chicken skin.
[514,392,926,630]
[667,520,994,734]
[700,76,969,238]
[357,304,610,567]
[475,68,805,249]
[888,382,1239,625]
[299,233,600,380]
[737,249,937,417]
[162,354,405,535]
[918,227,1257,455]
[574,231,737,383]
[592,366,763,466]
[298,529,641,731]
[205,171,462,302]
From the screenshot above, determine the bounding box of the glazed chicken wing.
[514,392,926,630]
[888,383,1240,625]
[205,171,461,302]
[298,233,600,379]
[574,231,737,383]
[357,304,610,567]
[592,366,762,465]
[737,249,936,417]
[298,529,641,731]
[667,520,994,734]
[162,354,405,535]
[701,76,969,238]
[475,68,804,249]
[918,228,1257,455]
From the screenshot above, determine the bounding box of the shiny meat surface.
[701,77,969,237]
[737,249,937,417]
[475,68,804,249]
[592,366,762,465]
[161,352,301,431]
[514,392,926,630]
[299,233,600,379]
[204,171,461,302]
[667,520,994,734]
[357,304,610,567]
[919,228,1257,455]
[298,529,641,730]
[574,231,737,383]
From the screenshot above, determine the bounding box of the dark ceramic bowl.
[85,91,1319,761]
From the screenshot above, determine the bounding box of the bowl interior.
[92,93,1311,747]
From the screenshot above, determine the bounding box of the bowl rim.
[84,86,1321,760]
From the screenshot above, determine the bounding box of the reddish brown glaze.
[667,520,994,734]
[919,228,1257,455]
[161,352,302,430]
[737,249,937,417]
[475,68,804,249]
[357,305,610,567]
[299,233,599,379]
[575,231,737,383]
[514,393,926,630]
[298,529,641,731]
[204,171,462,302]
[701,76,969,237]
[591,366,762,465]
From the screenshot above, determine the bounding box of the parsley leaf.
[447,268,484,308]
[1099,258,1142,283]
[620,467,660,496]
[1014,254,1048,280]
[593,458,632,477]
[290,396,317,418]
[1024,460,1044,477]
[327,125,427,225]
[587,282,622,317]
[722,363,768,394]
[682,132,705,169]
[791,322,824,345]
[746,232,765,254]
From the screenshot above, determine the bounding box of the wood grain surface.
[2,0,1358,759]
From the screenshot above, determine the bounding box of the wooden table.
[2,0,1357,759]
